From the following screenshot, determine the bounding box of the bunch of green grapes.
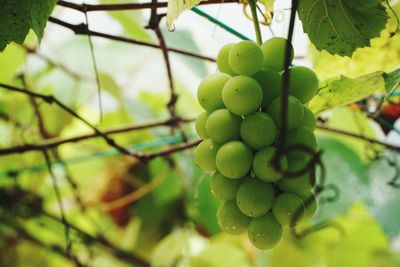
[194,37,319,250]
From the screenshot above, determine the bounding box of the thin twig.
[51,149,86,211]
[57,0,238,12]
[147,3,178,120]
[0,83,141,160]
[0,224,86,267]
[83,12,103,122]
[48,17,216,62]
[317,124,400,152]
[0,117,194,156]
[42,150,72,257]
[1,195,150,267]
[140,139,200,160]
[20,76,86,211]
[42,212,151,267]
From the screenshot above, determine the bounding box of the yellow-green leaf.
[258,0,275,12]
[310,2,400,80]
[166,0,203,31]
[309,72,385,114]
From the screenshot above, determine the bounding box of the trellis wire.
[191,7,252,40]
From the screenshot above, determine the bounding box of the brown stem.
[42,212,150,267]
[317,124,400,152]
[0,223,85,267]
[48,17,215,62]
[0,83,141,160]
[154,28,177,118]
[0,117,194,156]
[141,139,200,161]
[57,0,238,12]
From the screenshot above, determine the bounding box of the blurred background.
[0,0,400,266]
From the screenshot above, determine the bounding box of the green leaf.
[166,0,202,30]
[298,0,388,56]
[259,0,275,11]
[383,68,400,93]
[309,71,385,114]
[0,0,58,51]
[0,43,26,83]
[310,2,400,81]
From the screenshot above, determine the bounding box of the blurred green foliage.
[0,1,400,267]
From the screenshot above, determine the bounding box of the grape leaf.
[166,0,202,30]
[298,0,388,56]
[309,71,385,113]
[310,2,400,80]
[0,44,26,83]
[383,68,400,93]
[0,0,58,51]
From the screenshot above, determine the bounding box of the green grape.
[287,66,319,103]
[217,200,250,235]
[277,159,316,196]
[240,112,276,149]
[272,193,305,226]
[210,172,243,201]
[206,109,241,143]
[222,76,263,116]
[261,37,294,71]
[253,68,282,109]
[216,141,253,179]
[217,43,236,76]
[228,41,263,76]
[285,126,318,159]
[195,111,209,139]
[197,73,231,112]
[194,139,220,172]
[301,107,316,131]
[267,95,304,131]
[248,212,282,249]
[301,193,318,222]
[253,147,288,182]
[236,178,275,217]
